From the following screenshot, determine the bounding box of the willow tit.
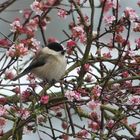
[13,42,67,83]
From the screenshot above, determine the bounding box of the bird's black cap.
[47,42,64,52]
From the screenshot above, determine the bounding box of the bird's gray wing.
[26,53,48,70]
[13,53,49,81]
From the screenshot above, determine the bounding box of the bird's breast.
[32,55,67,82]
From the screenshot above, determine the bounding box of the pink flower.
[127,50,136,57]
[114,34,124,43]
[133,23,140,32]
[30,38,40,51]
[129,123,136,130]
[121,71,129,78]
[123,80,132,88]
[26,18,39,32]
[30,0,43,15]
[40,18,50,30]
[18,109,30,120]
[6,43,28,57]
[46,0,60,6]
[67,40,76,47]
[127,96,140,105]
[92,85,102,98]
[106,120,114,128]
[104,15,116,25]
[0,118,6,128]
[57,9,68,19]
[124,7,138,21]
[72,26,86,43]
[4,70,15,80]
[61,122,68,130]
[65,90,81,101]
[90,112,99,121]
[66,40,77,55]
[40,95,49,104]
[83,63,91,72]
[77,15,89,23]
[135,38,140,48]
[23,9,31,19]
[85,74,93,82]
[27,73,37,89]
[0,98,7,105]
[12,87,20,94]
[0,107,6,116]
[10,18,22,32]
[87,100,100,110]
[21,89,31,101]
[100,0,119,13]
[77,129,89,138]
[102,52,112,59]
[88,121,100,132]
[72,26,84,37]
[0,39,10,47]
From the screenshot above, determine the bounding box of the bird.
[12,42,67,83]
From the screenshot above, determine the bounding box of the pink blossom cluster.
[91,85,102,98]
[17,108,30,120]
[83,63,91,72]
[0,39,10,47]
[104,15,116,25]
[30,0,43,15]
[66,40,77,55]
[121,71,129,78]
[10,18,23,32]
[0,106,6,117]
[6,43,28,57]
[88,120,100,132]
[71,25,86,43]
[100,0,119,13]
[124,7,138,21]
[65,90,81,101]
[40,95,49,104]
[26,18,39,32]
[133,23,140,32]
[77,129,89,139]
[21,89,31,102]
[7,16,43,57]
[87,100,101,110]
[23,9,31,19]
[102,52,112,59]
[127,96,140,106]
[106,119,115,129]
[4,70,15,80]
[30,0,61,16]
[57,9,68,19]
